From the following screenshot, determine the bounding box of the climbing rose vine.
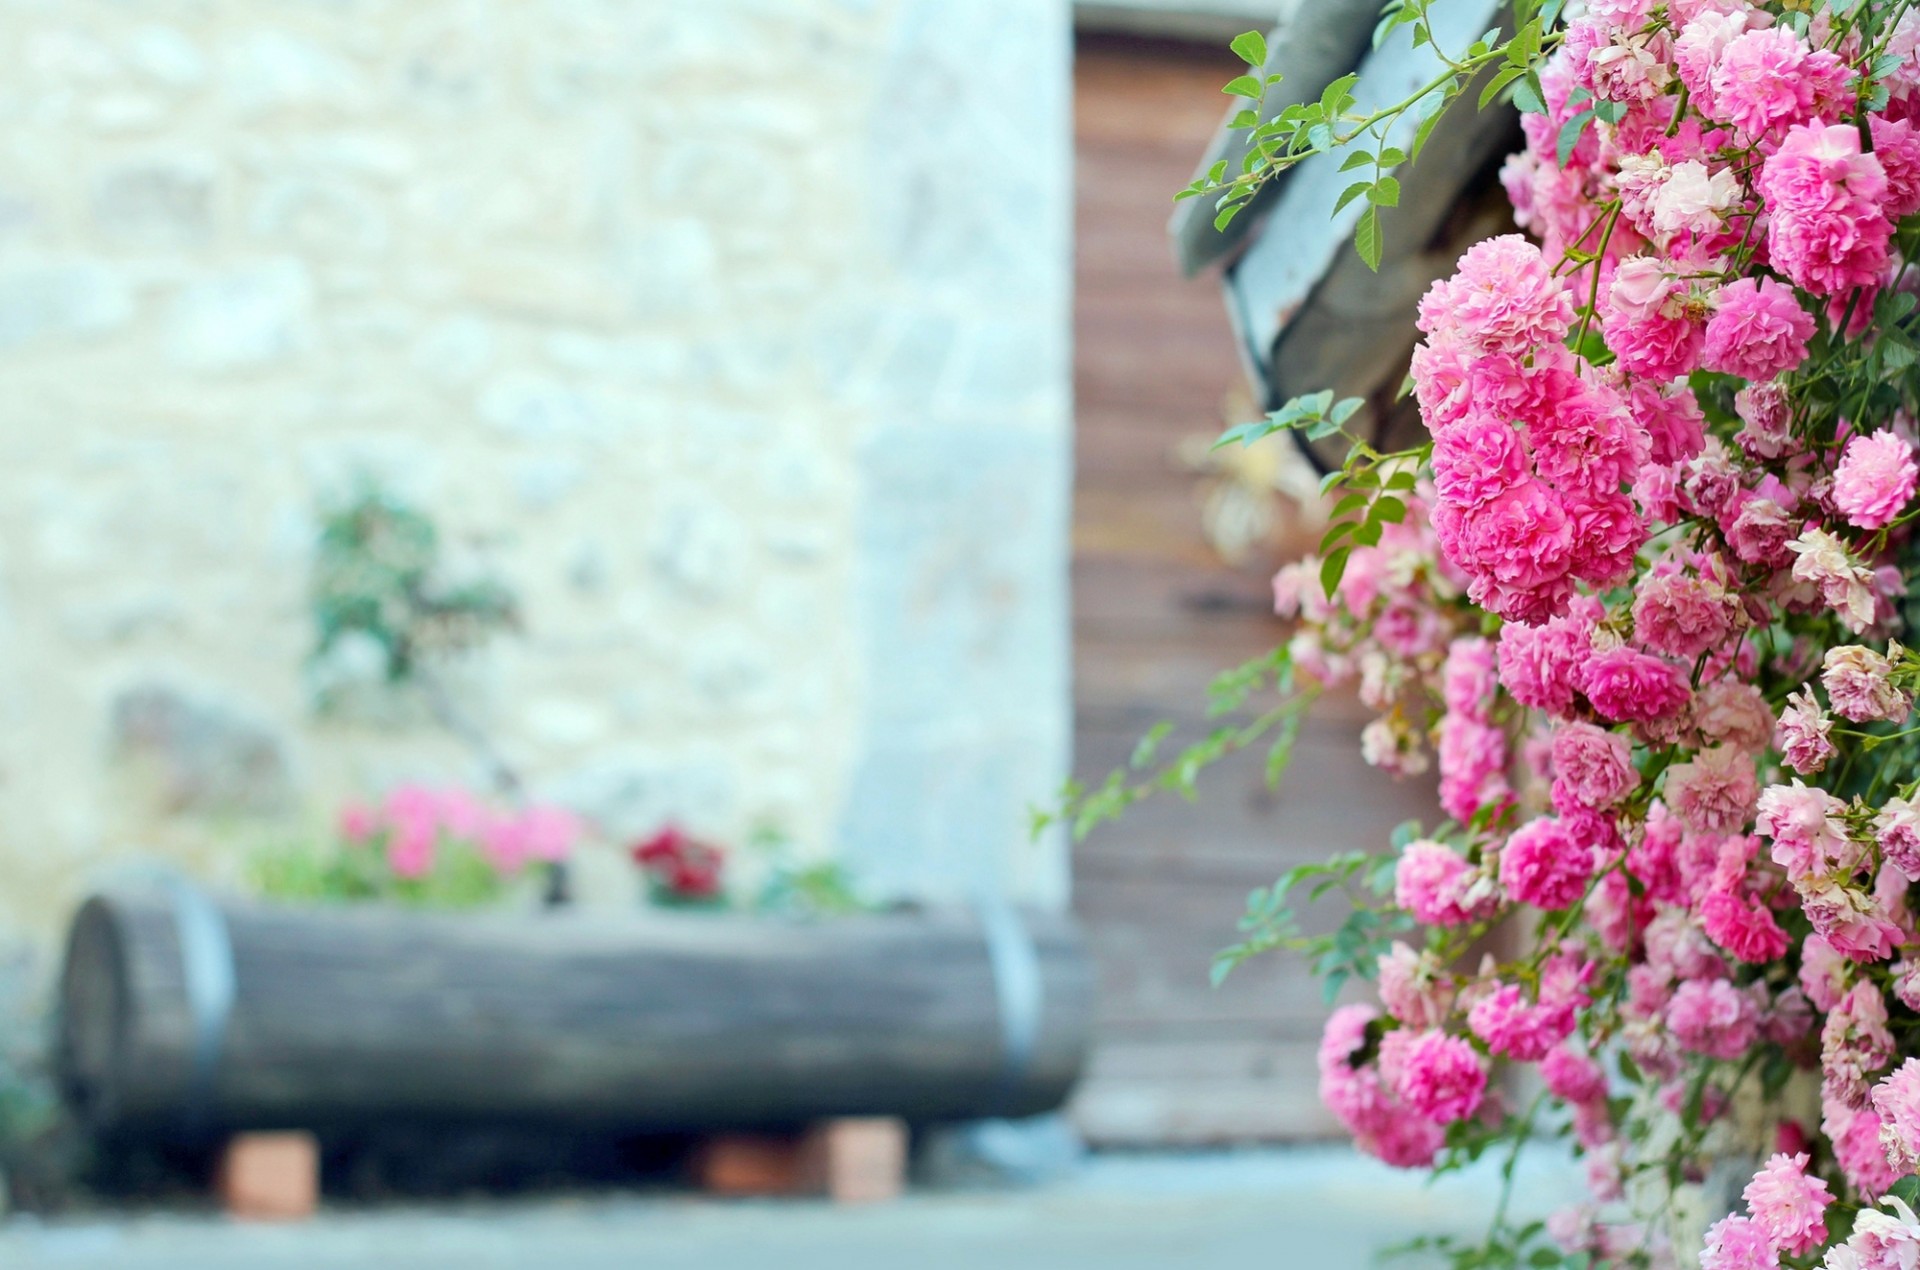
[1058,2,1920,1267]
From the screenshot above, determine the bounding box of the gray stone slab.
[0,1146,1586,1270]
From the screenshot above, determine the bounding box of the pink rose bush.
[1162,4,1920,1266]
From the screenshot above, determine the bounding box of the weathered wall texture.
[0,0,1072,977]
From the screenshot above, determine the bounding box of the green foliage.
[1389,1225,1591,1270]
[250,833,508,909]
[1178,2,1566,268]
[308,478,518,706]
[755,860,871,917]
[1210,847,1406,991]
[1035,646,1313,843]
[1213,389,1422,597]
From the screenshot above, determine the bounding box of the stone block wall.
[0,0,1072,1004]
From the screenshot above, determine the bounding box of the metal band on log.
[55,882,1095,1141]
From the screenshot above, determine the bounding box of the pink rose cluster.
[1413,235,1649,625]
[1256,2,1920,1258]
[338,783,581,881]
[1273,483,1467,779]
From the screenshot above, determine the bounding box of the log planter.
[55,880,1096,1145]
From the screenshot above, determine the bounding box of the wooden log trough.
[55,880,1096,1145]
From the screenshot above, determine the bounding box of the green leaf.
[1213,203,1243,231]
[1478,64,1524,110]
[1212,420,1273,450]
[1129,720,1174,770]
[1371,496,1407,525]
[1411,101,1446,162]
[1593,98,1628,124]
[1329,492,1369,519]
[1230,29,1268,66]
[1222,75,1263,99]
[1512,72,1546,115]
[1340,149,1375,172]
[1353,205,1383,271]
[1334,179,1373,214]
[1556,108,1595,168]
[1368,176,1401,208]
[1319,547,1351,599]
[1320,72,1359,118]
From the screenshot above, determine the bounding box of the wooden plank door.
[1067,33,1440,1146]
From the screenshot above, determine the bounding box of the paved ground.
[0,1146,1585,1270]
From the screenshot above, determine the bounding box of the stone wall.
[0,0,1072,997]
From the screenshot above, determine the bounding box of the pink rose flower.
[1550,722,1639,811]
[1416,234,1575,354]
[1541,1048,1608,1108]
[1789,528,1878,633]
[1822,644,1912,723]
[1468,982,1568,1061]
[1698,888,1789,963]
[1664,745,1759,835]
[1499,816,1595,911]
[1776,689,1837,776]
[1629,381,1707,466]
[1432,414,1527,508]
[1741,1152,1833,1258]
[1632,571,1736,660]
[1799,933,1850,1013]
[1725,494,1794,567]
[1438,713,1512,823]
[1376,942,1453,1029]
[1396,840,1494,927]
[1603,257,1703,382]
[1830,1207,1920,1268]
[1709,26,1854,139]
[1877,797,1920,879]
[1871,1058,1920,1176]
[1317,1005,1446,1170]
[1823,981,1896,1106]
[1758,779,1861,886]
[1702,278,1812,381]
[1441,636,1498,719]
[1393,1030,1489,1125]
[1828,1100,1901,1199]
[1833,429,1919,530]
[1698,1214,1778,1270]
[1692,679,1775,753]
[1582,647,1692,724]
[1758,123,1892,297]
[1667,978,1758,1060]
[1497,600,1600,715]
[1871,114,1920,218]
[1674,8,1767,119]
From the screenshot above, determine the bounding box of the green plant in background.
[251,786,581,910]
[747,823,873,917]
[309,479,518,693]
[249,833,508,910]
[308,478,527,798]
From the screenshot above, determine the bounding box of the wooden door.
[1067,33,1440,1146]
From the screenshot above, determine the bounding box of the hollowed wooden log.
[56,881,1094,1142]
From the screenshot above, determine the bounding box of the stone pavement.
[0,1146,1586,1270]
